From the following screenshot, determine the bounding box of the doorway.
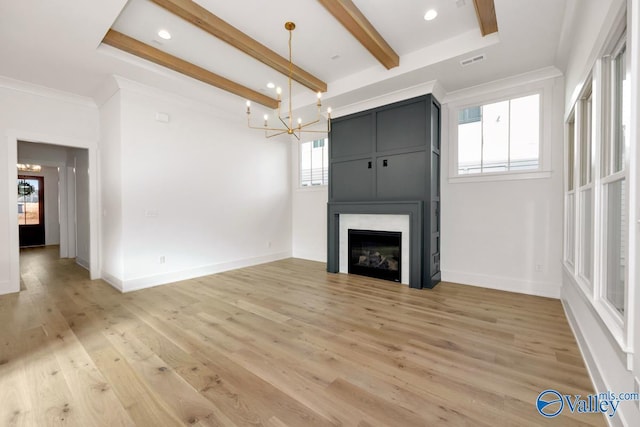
[17,175,45,247]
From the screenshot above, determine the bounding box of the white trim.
[4,130,100,296]
[562,297,626,427]
[443,66,562,104]
[76,257,90,271]
[625,0,639,377]
[0,75,96,108]
[565,2,628,116]
[6,135,20,295]
[119,251,292,293]
[110,75,238,121]
[442,269,561,299]
[330,80,443,119]
[446,77,556,182]
[101,271,123,292]
[448,170,551,184]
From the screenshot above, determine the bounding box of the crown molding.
[330,80,442,118]
[0,75,96,108]
[443,66,563,104]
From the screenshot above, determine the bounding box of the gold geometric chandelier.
[246,22,331,140]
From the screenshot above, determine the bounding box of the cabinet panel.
[430,202,439,232]
[431,102,441,151]
[376,152,426,200]
[376,100,426,153]
[431,153,440,197]
[331,159,374,201]
[330,114,373,159]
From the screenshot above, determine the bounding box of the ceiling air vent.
[460,54,486,67]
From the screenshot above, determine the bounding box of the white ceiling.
[0,0,568,114]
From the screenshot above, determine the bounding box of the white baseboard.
[562,298,621,427]
[560,273,634,427]
[101,271,124,292]
[76,257,90,271]
[441,269,561,298]
[115,251,292,293]
[0,280,18,296]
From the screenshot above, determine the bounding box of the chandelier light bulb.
[276,87,282,95]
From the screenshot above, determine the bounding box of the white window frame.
[563,111,576,268]
[447,78,554,183]
[298,137,329,189]
[562,20,632,357]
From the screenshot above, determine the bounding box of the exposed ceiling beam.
[148,0,327,93]
[317,0,399,70]
[102,29,279,109]
[472,0,498,36]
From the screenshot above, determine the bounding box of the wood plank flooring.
[0,246,605,426]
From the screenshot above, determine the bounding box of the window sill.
[448,170,552,184]
[296,185,328,192]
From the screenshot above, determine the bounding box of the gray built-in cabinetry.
[327,94,441,288]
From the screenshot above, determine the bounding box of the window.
[563,23,630,348]
[564,115,576,267]
[300,138,328,186]
[601,37,628,316]
[577,86,594,288]
[17,177,41,225]
[456,93,540,175]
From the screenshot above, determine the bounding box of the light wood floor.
[0,246,604,426]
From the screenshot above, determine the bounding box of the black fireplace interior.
[348,229,401,282]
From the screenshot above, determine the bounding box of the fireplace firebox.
[348,229,401,282]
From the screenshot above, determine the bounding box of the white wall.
[99,79,292,291]
[562,0,625,112]
[98,89,124,284]
[292,187,328,262]
[290,76,565,300]
[560,1,640,426]
[0,79,99,294]
[440,73,565,299]
[17,167,60,246]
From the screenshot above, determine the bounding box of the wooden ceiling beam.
[102,29,279,109]
[149,0,327,93]
[317,0,399,70]
[472,0,498,36]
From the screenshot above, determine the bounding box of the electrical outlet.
[159,256,166,264]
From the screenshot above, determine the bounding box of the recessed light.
[424,9,438,21]
[157,29,172,40]
[267,82,275,89]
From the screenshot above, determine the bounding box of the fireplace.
[348,229,401,282]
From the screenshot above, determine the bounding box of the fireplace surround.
[327,201,426,288]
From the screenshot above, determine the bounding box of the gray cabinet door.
[330,114,373,159]
[376,152,426,200]
[331,159,374,201]
[376,100,426,153]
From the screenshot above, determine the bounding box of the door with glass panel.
[18,176,45,247]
